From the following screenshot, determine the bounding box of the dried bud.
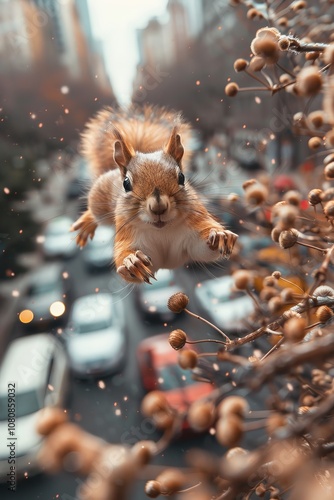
[308,136,322,150]
[308,188,323,206]
[247,7,260,19]
[268,296,283,313]
[188,401,215,432]
[233,270,252,290]
[216,414,243,448]
[292,0,307,10]
[141,391,169,417]
[169,329,187,350]
[280,287,294,303]
[145,480,161,498]
[234,58,248,72]
[284,316,307,342]
[276,204,298,229]
[314,286,334,298]
[308,110,325,129]
[218,396,249,418]
[325,130,334,148]
[263,276,275,287]
[245,183,268,206]
[260,286,278,301]
[178,349,198,369]
[272,271,281,280]
[316,305,333,323]
[167,292,189,313]
[278,228,299,248]
[251,36,280,64]
[324,200,334,217]
[296,66,322,97]
[324,162,334,180]
[278,36,290,51]
[225,82,239,97]
[249,55,265,72]
[277,17,288,27]
[283,190,301,206]
[156,468,186,495]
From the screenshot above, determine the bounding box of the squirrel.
[71,105,238,284]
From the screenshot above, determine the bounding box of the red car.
[137,333,214,425]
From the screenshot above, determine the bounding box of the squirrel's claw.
[70,210,97,248]
[207,229,238,259]
[117,250,155,284]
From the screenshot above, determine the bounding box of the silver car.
[194,275,255,333]
[83,225,115,270]
[0,334,69,483]
[64,293,126,378]
[42,216,78,259]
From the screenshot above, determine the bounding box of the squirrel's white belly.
[134,223,194,271]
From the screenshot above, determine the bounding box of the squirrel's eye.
[178,172,185,186]
[123,176,132,192]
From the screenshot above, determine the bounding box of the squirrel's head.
[113,127,189,229]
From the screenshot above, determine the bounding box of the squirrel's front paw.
[70,211,97,248]
[117,250,155,284]
[207,229,238,259]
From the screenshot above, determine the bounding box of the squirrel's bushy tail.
[80,104,193,177]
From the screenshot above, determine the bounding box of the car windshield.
[156,364,195,391]
[28,281,59,296]
[0,389,42,420]
[73,318,112,334]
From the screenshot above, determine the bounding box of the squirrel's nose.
[149,203,167,216]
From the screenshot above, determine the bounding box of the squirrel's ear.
[165,127,184,165]
[113,133,134,175]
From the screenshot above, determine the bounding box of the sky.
[87,0,169,105]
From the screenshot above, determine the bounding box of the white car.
[83,226,115,270]
[64,293,126,378]
[42,216,78,259]
[135,269,183,322]
[194,275,254,333]
[0,334,69,483]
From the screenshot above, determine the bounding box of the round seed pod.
[272,271,281,280]
[325,130,334,148]
[145,480,161,498]
[188,401,215,432]
[283,190,301,206]
[296,66,322,97]
[280,73,292,85]
[260,286,278,302]
[322,188,334,201]
[278,228,299,249]
[234,58,248,72]
[271,226,281,243]
[225,82,239,97]
[242,178,257,190]
[216,415,243,448]
[284,316,307,342]
[277,16,288,27]
[178,349,198,369]
[324,153,334,165]
[308,136,322,150]
[245,183,268,206]
[324,162,334,180]
[250,36,279,64]
[292,0,307,10]
[308,110,325,129]
[324,200,334,217]
[280,287,294,303]
[249,55,265,72]
[169,329,187,350]
[316,305,333,323]
[156,468,186,495]
[276,204,298,229]
[263,276,275,287]
[278,36,290,51]
[233,270,252,290]
[131,440,156,465]
[218,396,249,418]
[167,292,189,313]
[308,188,323,205]
[268,296,283,313]
[141,391,169,417]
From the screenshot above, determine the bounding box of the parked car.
[0,334,69,482]
[42,215,78,259]
[83,225,115,271]
[137,333,213,424]
[135,269,183,322]
[64,293,126,378]
[18,262,71,330]
[194,275,254,334]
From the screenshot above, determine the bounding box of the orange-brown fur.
[72,105,238,283]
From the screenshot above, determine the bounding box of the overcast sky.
[87,0,169,104]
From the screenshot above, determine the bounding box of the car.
[0,334,69,483]
[63,293,126,378]
[194,275,254,334]
[82,225,115,271]
[135,269,183,322]
[42,215,78,259]
[137,333,213,427]
[18,262,71,330]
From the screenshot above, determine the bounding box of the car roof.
[69,293,114,324]
[0,334,56,393]
[28,262,64,285]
